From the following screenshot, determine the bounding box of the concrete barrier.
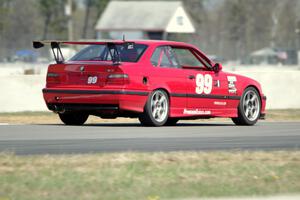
[0,75,47,112]
[0,65,299,112]
[227,66,300,109]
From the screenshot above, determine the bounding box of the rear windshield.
[70,43,147,62]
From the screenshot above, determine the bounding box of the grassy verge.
[264,109,300,121]
[0,151,300,200]
[0,109,299,124]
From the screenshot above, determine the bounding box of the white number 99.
[195,74,212,94]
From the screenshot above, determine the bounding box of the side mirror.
[213,63,222,72]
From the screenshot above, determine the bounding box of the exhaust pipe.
[53,105,65,114]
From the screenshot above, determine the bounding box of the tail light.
[107,74,129,85]
[46,72,60,84]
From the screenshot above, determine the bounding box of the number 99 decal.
[87,76,98,84]
[195,74,212,94]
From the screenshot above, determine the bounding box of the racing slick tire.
[59,112,89,125]
[232,87,261,126]
[139,90,169,126]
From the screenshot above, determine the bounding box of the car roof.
[67,40,193,47]
[126,40,194,47]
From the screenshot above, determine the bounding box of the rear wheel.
[139,90,169,126]
[59,112,89,125]
[232,87,261,125]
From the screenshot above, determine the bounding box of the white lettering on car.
[227,76,237,94]
[195,74,212,94]
[214,101,227,106]
[183,109,211,115]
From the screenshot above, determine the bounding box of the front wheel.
[232,87,261,126]
[139,90,169,126]
[59,112,89,125]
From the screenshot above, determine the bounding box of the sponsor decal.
[227,76,237,94]
[214,80,220,87]
[214,101,227,106]
[183,109,211,115]
[127,44,134,49]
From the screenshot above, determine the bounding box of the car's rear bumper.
[46,103,119,112]
[43,88,149,113]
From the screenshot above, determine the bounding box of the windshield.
[70,43,147,63]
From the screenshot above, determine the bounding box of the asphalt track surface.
[0,122,299,155]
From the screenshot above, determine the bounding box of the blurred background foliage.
[0,0,299,61]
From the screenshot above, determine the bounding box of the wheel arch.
[244,84,263,108]
[153,87,170,99]
[139,87,171,126]
[140,87,171,111]
[146,86,171,103]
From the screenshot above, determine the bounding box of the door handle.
[188,75,195,79]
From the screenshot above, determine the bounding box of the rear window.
[70,43,147,62]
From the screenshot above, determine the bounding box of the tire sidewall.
[145,90,169,126]
[239,87,261,125]
[59,112,88,125]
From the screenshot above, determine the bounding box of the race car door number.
[195,74,212,94]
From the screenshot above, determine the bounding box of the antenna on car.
[122,34,126,41]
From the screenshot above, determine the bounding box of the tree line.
[0,0,299,61]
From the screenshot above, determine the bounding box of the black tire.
[139,90,169,126]
[232,87,261,126]
[164,118,179,126]
[59,112,89,125]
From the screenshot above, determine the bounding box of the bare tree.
[81,0,109,39]
[38,0,67,40]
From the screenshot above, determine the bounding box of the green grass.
[1,151,300,200]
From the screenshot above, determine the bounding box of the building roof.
[95,1,195,33]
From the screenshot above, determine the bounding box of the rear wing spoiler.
[33,41,65,64]
[32,40,134,64]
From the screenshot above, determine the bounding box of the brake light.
[107,74,129,85]
[46,72,60,84]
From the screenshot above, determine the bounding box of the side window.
[150,47,161,66]
[150,46,180,68]
[173,48,204,69]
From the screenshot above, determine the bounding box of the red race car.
[33,40,266,126]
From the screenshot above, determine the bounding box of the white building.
[95,1,195,40]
